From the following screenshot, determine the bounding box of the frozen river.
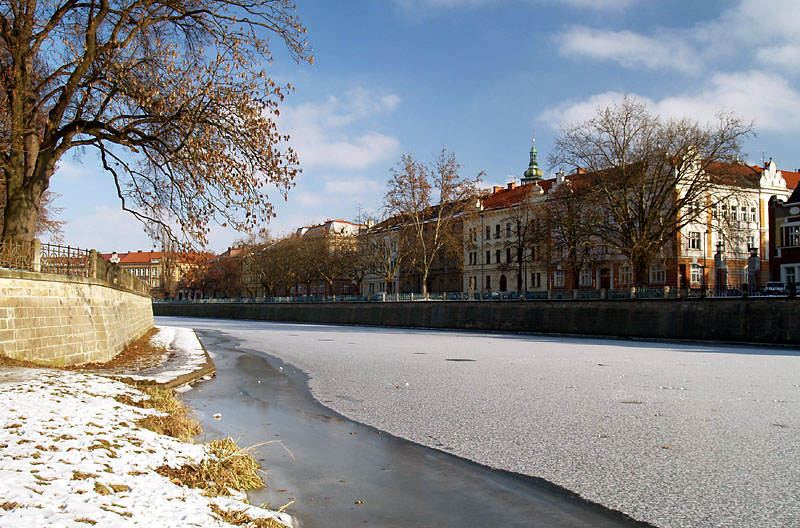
[158,316,800,528]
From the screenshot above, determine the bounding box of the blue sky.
[48,0,800,253]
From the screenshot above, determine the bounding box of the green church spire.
[522,138,543,184]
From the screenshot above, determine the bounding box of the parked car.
[763,281,788,295]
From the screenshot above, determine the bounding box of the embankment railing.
[0,238,150,296]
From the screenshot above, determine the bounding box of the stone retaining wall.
[1,269,154,366]
[154,298,799,345]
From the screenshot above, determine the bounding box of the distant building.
[769,183,800,286]
[291,219,366,296]
[101,250,195,299]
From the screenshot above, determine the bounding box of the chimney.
[492,185,503,193]
[507,182,516,190]
[556,169,565,186]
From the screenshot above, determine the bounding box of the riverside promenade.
[160,316,800,528]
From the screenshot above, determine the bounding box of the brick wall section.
[154,298,799,345]
[0,269,154,366]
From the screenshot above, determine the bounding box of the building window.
[579,268,592,287]
[531,272,541,288]
[486,276,491,290]
[553,270,565,287]
[688,231,701,250]
[650,263,666,284]
[787,267,797,285]
[343,284,351,294]
[741,206,747,222]
[748,235,756,251]
[620,266,633,285]
[750,207,757,222]
[690,264,702,284]
[495,224,501,238]
[730,204,737,221]
[486,226,491,240]
[784,225,800,247]
[506,223,511,237]
[469,276,477,289]
[495,250,501,264]
[506,248,512,263]
[486,250,491,264]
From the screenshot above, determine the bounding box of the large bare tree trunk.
[2,185,41,241]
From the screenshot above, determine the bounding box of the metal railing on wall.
[40,243,90,277]
[0,238,36,271]
[0,238,151,296]
[156,284,796,305]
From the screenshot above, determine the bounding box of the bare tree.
[159,233,181,299]
[549,96,753,286]
[361,218,404,293]
[200,254,243,298]
[383,149,481,295]
[543,178,600,288]
[306,231,351,296]
[1,0,311,245]
[496,185,544,293]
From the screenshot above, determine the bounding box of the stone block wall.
[0,269,154,366]
[154,297,800,345]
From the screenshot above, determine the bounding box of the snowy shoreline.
[0,327,291,527]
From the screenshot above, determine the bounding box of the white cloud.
[541,71,800,132]
[555,0,800,76]
[324,176,384,195]
[59,205,154,252]
[755,45,800,73]
[558,26,701,73]
[279,88,402,170]
[53,159,93,183]
[540,91,630,127]
[653,71,800,131]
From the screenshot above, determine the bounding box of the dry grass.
[209,503,285,528]
[93,483,112,496]
[120,386,201,442]
[156,437,265,497]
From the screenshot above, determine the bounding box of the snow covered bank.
[0,367,292,527]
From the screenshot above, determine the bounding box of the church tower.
[521,138,543,184]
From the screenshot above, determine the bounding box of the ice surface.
[156,316,800,528]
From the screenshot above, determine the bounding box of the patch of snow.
[0,367,292,527]
[122,326,209,385]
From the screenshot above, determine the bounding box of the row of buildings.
[104,142,800,299]
[363,142,800,296]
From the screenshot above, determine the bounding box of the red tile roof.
[119,251,162,264]
[481,181,555,210]
[780,168,800,190]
